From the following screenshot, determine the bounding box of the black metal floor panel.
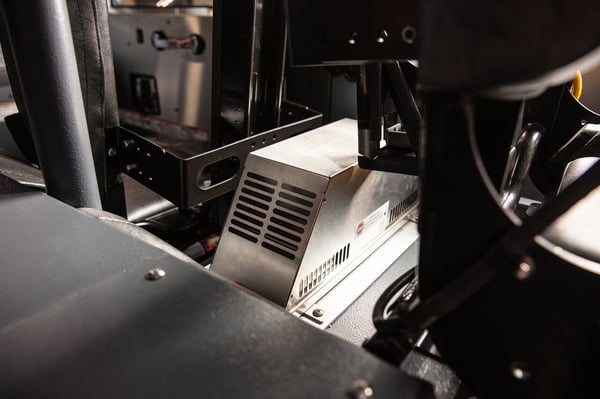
[329,243,419,346]
[0,191,431,398]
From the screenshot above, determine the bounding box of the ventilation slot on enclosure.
[270,216,304,234]
[275,200,310,216]
[229,171,277,243]
[261,242,295,260]
[261,182,316,261]
[281,183,317,199]
[261,223,302,260]
[297,243,351,298]
[247,171,277,186]
[389,190,418,225]
[279,192,313,208]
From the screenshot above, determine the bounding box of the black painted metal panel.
[0,192,431,398]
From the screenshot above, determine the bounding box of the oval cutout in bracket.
[197,156,241,191]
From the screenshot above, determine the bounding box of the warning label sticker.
[354,201,389,248]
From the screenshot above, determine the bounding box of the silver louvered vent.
[228,172,276,244]
[297,243,351,298]
[389,190,418,225]
[262,183,316,260]
[228,171,317,261]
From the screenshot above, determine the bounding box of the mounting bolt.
[510,362,532,381]
[107,147,118,157]
[347,379,374,399]
[312,308,324,318]
[124,163,138,173]
[121,139,135,149]
[348,32,358,45]
[376,29,388,44]
[145,268,166,281]
[515,257,535,280]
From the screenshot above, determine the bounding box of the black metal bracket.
[528,84,600,194]
[366,137,600,366]
[116,101,321,209]
[356,62,421,175]
[358,153,418,175]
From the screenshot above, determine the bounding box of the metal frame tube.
[0,0,101,208]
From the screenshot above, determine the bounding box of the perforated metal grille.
[228,172,318,261]
[228,172,276,244]
[388,190,418,225]
[297,243,351,298]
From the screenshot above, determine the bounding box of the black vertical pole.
[0,0,101,209]
[356,63,382,159]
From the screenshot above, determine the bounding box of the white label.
[354,201,389,248]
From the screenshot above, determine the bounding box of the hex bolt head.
[312,308,324,318]
[145,268,166,281]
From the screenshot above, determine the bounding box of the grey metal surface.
[328,242,419,346]
[212,119,418,308]
[211,144,329,305]
[0,0,102,208]
[0,152,43,189]
[122,174,175,221]
[109,11,212,130]
[298,220,418,329]
[251,118,359,177]
[557,156,598,194]
[0,190,432,398]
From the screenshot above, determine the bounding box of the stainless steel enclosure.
[212,119,419,308]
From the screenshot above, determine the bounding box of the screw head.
[348,32,358,45]
[107,147,118,157]
[376,29,388,44]
[145,268,166,281]
[312,308,324,318]
[347,379,373,399]
[510,362,532,381]
[515,257,535,280]
[121,139,135,149]
[124,163,138,173]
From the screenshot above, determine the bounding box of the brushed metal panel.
[212,157,328,305]
[212,119,419,309]
[109,12,212,130]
